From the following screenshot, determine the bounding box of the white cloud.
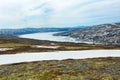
[0,0,120,28]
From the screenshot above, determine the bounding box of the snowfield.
[0,50,120,65]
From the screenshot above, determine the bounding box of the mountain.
[0,28,80,36]
[54,23,120,45]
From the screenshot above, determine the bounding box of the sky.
[0,0,120,28]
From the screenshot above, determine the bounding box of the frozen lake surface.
[0,50,120,65]
[19,32,92,43]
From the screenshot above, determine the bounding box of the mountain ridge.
[0,27,80,36]
[54,22,120,45]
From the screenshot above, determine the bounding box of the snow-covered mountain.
[55,23,120,45]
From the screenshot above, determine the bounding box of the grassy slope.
[0,36,120,54]
[0,57,120,80]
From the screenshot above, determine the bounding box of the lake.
[19,32,92,43]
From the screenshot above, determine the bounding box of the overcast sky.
[0,0,120,28]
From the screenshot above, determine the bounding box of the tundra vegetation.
[0,37,120,80]
[0,57,120,80]
[0,36,120,55]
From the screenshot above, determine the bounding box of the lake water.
[0,50,120,65]
[19,32,92,43]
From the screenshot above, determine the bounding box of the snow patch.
[0,48,13,51]
[32,45,60,49]
[0,50,120,65]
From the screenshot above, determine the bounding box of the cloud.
[0,0,120,28]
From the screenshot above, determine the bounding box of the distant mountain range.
[55,22,120,45]
[0,28,80,36]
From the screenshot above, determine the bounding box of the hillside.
[0,36,119,55]
[55,23,120,45]
[0,28,79,36]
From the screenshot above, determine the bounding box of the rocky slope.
[55,23,120,45]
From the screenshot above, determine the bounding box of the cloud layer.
[0,0,120,28]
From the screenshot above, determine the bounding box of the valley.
[0,0,120,79]
[0,32,120,55]
[0,23,120,80]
